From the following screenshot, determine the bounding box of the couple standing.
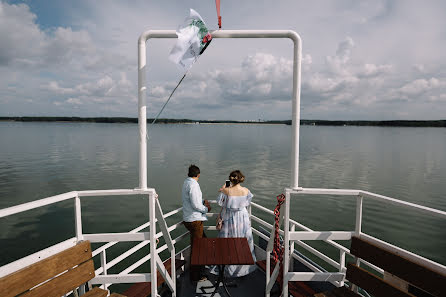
[182,165,256,281]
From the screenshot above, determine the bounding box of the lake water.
[1,121,445,269]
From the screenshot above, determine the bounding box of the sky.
[1,0,446,121]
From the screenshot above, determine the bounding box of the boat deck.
[177,268,271,297]
[157,258,335,297]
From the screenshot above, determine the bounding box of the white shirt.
[182,177,208,222]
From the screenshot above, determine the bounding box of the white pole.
[352,195,363,293]
[74,195,83,241]
[355,195,363,236]
[291,34,302,189]
[339,250,345,287]
[149,193,157,296]
[138,36,148,190]
[283,189,291,296]
[100,250,108,290]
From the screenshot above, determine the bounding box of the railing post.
[138,36,148,190]
[100,250,108,290]
[266,250,271,297]
[149,192,157,296]
[290,224,295,270]
[74,194,83,241]
[352,195,363,293]
[283,189,291,296]
[171,249,176,297]
[154,198,176,296]
[339,250,345,287]
[355,195,363,236]
[248,204,252,225]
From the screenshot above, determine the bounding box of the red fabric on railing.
[272,193,285,264]
[215,0,222,28]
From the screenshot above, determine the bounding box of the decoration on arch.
[169,9,213,71]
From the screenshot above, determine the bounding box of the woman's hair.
[229,170,245,185]
[188,164,200,177]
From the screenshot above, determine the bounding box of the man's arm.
[189,184,208,213]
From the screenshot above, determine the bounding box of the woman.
[212,170,257,277]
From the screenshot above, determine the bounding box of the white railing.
[0,188,186,297]
[276,187,446,297]
[2,187,446,297]
[247,188,446,297]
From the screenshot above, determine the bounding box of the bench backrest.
[348,236,446,297]
[0,241,94,297]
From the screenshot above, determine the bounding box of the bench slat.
[256,260,316,297]
[346,263,415,297]
[122,258,186,297]
[350,236,446,296]
[0,240,92,297]
[325,286,362,297]
[83,287,109,297]
[21,259,95,297]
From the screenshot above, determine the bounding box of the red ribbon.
[215,0,222,28]
[272,193,285,265]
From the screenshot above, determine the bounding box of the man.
[182,164,211,281]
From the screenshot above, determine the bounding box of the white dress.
[211,190,257,277]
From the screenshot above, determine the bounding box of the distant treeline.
[301,120,446,127]
[1,117,445,127]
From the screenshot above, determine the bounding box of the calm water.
[1,121,445,269]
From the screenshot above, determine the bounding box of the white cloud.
[0,2,96,69]
[1,0,446,120]
[66,98,83,105]
[43,81,76,95]
[358,64,392,78]
[0,2,43,66]
[398,78,443,96]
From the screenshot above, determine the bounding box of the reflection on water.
[0,122,445,267]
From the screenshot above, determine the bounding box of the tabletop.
[191,237,254,266]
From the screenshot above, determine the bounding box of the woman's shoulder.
[241,187,250,196]
[229,186,250,197]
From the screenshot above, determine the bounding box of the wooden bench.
[315,236,446,297]
[0,240,124,297]
[257,260,316,297]
[122,258,186,297]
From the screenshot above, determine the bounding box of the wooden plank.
[83,287,109,297]
[207,238,217,265]
[257,259,316,297]
[109,293,128,297]
[346,263,415,297]
[239,238,254,265]
[214,238,224,265]
[317,286,362,297]
[191,238,200,266]
[211,238,218,264]
[198,238,208,265]
[350,236,446,296]
[109,293,127,297]
[122,282,151,297]
[228,238,240,265]
[288,281,316,297]
[314,291,337,297]
[221,238,231,265]
[330,286,362,297]
[0,240,92,297]
[233,239,246,264]
[122,258,186,297]
[21,259,95,297]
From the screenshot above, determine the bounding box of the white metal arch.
[137,30,302,191]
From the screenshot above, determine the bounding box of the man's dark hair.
[188,164,200,177]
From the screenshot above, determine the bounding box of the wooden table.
[191,237,254,297]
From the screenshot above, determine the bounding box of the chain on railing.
[272,193,285,265]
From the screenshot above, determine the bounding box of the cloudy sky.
[1,0,446,120]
